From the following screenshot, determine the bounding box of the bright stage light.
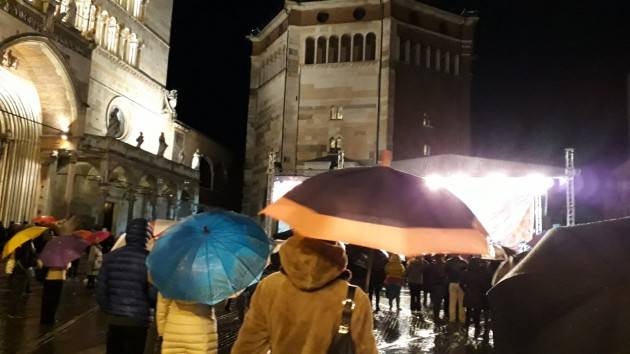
[61,134,68,141]
[424,174,444,190]
[420,172,556,248]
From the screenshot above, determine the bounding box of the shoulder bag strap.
[337,285,357,334]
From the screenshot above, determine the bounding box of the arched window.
[352,34,364,62]
[57,0,69,21]
[444,51,451,74]
[127,33,139,66]
[328,136,343,152]
[425,46,431,69]
[78,0,93,32]
[365,32,376,60]
[87,5,97,35]
[328,36,339,63]
[435,48,441,71]
[105,17,119,53]
[453,55,460,75]
[305,37,315,64]
[132,0,143,19]
[95,11,108,45]
[118,28,130,59]
[316,36,327,64]
[414,43,421,66]
[399,39,410,64]
[340,34,351,62]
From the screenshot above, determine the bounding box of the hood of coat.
[279,236,348,291]
[125,218,151,247]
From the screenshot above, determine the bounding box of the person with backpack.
[231,236,378,354]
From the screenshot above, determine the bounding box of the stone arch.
[305,37,315,64]
[200,155,215,191]
[0,36,81,223]
[109,165,129,188]
[0,35,81,134]
[138,174,157,192]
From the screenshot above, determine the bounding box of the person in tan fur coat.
[231,236,378,354]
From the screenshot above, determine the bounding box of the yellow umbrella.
[2,226,48,259]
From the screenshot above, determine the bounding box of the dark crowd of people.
[1,219,114,327]
[350,249,497,337]
[3,217,504,354]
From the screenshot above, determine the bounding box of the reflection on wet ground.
[373,289,494,354]
[1,264,494,354]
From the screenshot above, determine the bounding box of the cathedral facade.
[0,0,231,233]
[243,0,478,216]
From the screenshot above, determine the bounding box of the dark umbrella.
[262,166,488,256]
[39,235,90,269]
[488,218,630,354]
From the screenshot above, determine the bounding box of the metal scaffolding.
[565,148,576,226]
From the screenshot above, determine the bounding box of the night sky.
[167,0,630,191]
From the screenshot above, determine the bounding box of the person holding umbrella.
[231,235,378,354]
[147,210,272,354]
[96,219,155,354]
[38,233,90,325]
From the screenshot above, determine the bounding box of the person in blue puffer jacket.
[96,218,156,354]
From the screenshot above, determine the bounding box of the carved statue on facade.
[60,0,77,26]
[191,149,201,170]
[136,132,144,148]
[167,90,178,110]
[106,107,123,138]
[157,132,168,157]
[44,0,57,32]
[178,150,185,164]
[163,90,178,118]
[1,50,18,70]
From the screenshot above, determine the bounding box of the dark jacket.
[460,261,491,309]
[445,257,467,283]
[427,261,448,297]
[96,219,154,325]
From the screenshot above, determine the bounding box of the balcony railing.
[78,134,200,181]
[1,0,94,58]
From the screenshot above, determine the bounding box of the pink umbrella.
[39,236,90,269]
[89,230,112,244]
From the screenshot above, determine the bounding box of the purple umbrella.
[39,236,89,269]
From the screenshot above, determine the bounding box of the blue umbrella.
[146,210,272,305]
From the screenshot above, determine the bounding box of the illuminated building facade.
[0,0,231,233]
[243,0,478,216]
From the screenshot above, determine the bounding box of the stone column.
[191,187,200,215]
[38,153,59,216]
[172,187,183,220]
[166,196,174,220]
[149,195,157,220]
[96,183,110,227]
[63,156,77,218]
[125,189,137,223]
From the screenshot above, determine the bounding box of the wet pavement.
[1,262,493,354]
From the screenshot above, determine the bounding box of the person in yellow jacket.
[384,254,405,311]
[156,293,218,354]
[37,259,70,325]
[231,236,378,354]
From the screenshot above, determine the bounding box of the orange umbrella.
[73,229,93,240]
[261,166,488,256]
[32,215,57,225]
